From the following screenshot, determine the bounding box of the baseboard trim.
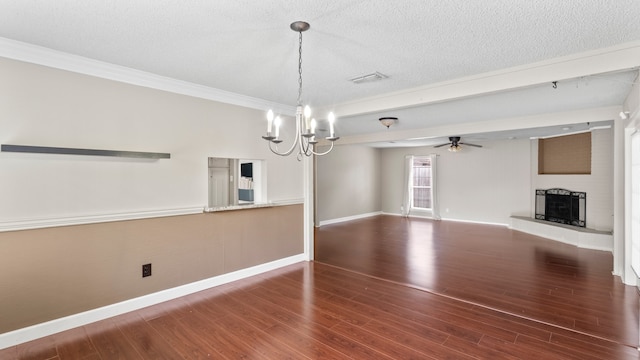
[383,212,508,227]
[0,254,306,350]
[440,217,508,227]
[318,211,382,226]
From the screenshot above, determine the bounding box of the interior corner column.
[303,155,314,261]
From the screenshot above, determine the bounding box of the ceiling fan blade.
[433,143,451,148]
[459,142,483,148]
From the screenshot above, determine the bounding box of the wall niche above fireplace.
[535,188,586,228]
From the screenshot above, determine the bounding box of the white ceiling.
[344,71,635,147]
[1,0,639,146]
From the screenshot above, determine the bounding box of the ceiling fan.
[433,136,483,152]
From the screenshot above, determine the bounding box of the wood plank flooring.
[315,215,640,349]
[1,215,638,359]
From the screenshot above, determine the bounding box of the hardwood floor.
[1,215,638,359]
[316,216,640,350]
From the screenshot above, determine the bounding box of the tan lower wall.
[0,204,303,334]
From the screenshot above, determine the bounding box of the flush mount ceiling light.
[262,21,339,159]
[379,117,398,128]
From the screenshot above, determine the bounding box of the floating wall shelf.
[1,144,170,159]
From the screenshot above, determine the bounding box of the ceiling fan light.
[448,144,462,152]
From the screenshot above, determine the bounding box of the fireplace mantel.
[509,215,612,252]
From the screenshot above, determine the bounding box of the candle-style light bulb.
[310,118,317,142]
[328,112,336,138]
[304,105,311,132]
[274,116,282,138]
[267,110,274,134]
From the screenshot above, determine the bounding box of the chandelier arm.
[300,138,315,157]
[268,137,299,156]
[268,115,302,156]
[269,136,300,156]
[299,137,309,156]
[309,141,335,156]
[298,126,315,157]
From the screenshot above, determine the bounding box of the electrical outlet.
[142,263,152,278]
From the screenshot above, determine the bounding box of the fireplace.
[535,188,586,227]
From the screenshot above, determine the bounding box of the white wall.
[316,144,381,222]
[0,57,303,224]
[318,129,614,230]
[381,139,531,225]
[532,128,614,231]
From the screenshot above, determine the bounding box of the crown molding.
[336,106,620,146]
[0,37,296,115]
[327,41,640,118]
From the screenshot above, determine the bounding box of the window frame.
[410,156,433,211]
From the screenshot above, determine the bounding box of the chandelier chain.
[297,31,303,106]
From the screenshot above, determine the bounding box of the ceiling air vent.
[349,72,388,84]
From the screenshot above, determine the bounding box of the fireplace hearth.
[535,188,586,227]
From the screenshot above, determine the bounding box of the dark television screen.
[241,163,253,178]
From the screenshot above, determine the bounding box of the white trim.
[401,155,412,216]
[0,200,304,232]
[0,207,203,232]
[537,126,612,139]
[271,198,305,206]
[381,211,436,219]
[383,212,507,227]
[408,207,434,214]
[338,106,621,147]
[0,37,295,115]
[303,157,314,261]
[381,212,407,217]
[326,41,640,118]
[318,211,383,226]
[627,127,640,284]
[0,254,306,350]
[439,217,508,227]
[509,216,613,252]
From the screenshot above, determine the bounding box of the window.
[411,156,432,210]
[402,154,438,218]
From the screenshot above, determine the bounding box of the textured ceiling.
[1,0,640,142]
[339,70,637,146]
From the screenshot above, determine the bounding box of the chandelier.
[262,21,339,159]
